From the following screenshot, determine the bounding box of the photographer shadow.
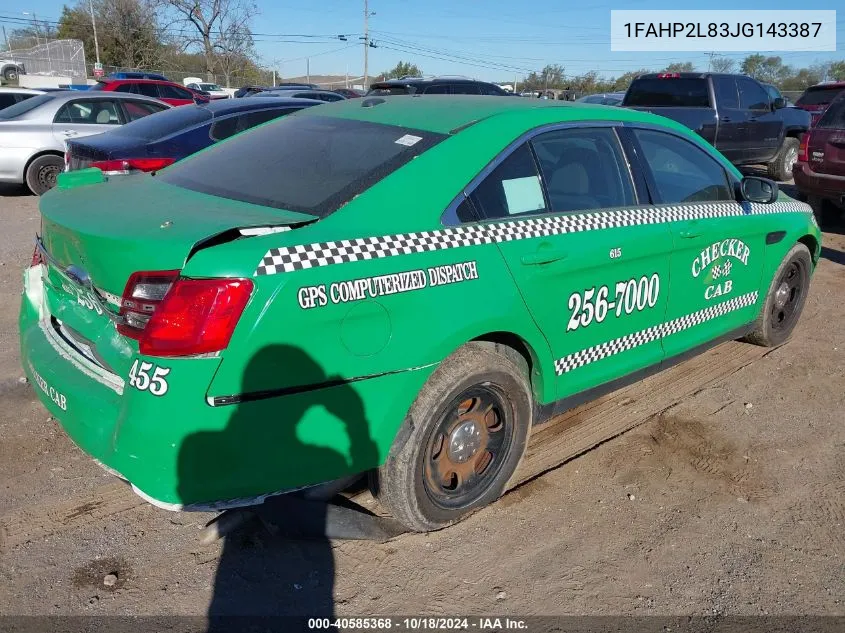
[177,344,380,631]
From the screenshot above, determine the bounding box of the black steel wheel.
[423,385,514,510]
[745,243,812,347]
[373,342,532,532]
[25,155,64,195]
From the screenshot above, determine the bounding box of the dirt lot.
[0,182,843,622]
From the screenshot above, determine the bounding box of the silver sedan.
[0,91,170,194]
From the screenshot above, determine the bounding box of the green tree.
[662,61,694,73]
[612,69,651,92]
[381,61,422,79]
[710,57,735,73]
[829,61,845,81]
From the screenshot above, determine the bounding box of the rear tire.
[25,155,64,195]
[372,342,532,532]
[766,137,799,182]
[2,66,18,82]
[744,243,812,347]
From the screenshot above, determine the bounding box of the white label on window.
[502,176,545,215]
[395,134,422,147]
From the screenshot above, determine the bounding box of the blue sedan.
[64,97,322,174]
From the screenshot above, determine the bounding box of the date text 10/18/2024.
[307,617,528,630]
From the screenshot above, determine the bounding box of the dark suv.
[793,91,845,225]
[795,82,845,127]
[366,77,511,96]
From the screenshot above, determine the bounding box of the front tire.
[744,243,812,347]
[373,342,532,532]
[767,137,799,182]
[25,154,64,195]
[2,66,18,82]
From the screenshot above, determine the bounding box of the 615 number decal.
[567,274,660,332]
[128,359,170,396]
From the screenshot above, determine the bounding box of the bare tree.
[161,0,257,80]
[213,11,255,86]
[710,57,735,73]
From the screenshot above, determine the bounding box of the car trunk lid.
[37,175,315,364]
[807,128,845,176]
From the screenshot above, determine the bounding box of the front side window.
[123,100,167,121]
[160,84,193,100]
[737,78,770,111]
[54,99,121,125]
[531,127,634,212]
[161,115,445,217]
[114,83,136,94]
[469,144,546,219]
[424,84,450,94]
[633,128,734,203]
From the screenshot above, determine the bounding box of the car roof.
[296,94,676,135]
[197,96,323,113]
[372,77,495,86]
[99,78,180,86]
[0,87,43,94]
[806,82,845,90]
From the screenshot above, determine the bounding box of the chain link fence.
[8,39,87,79]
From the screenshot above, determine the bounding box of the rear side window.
[0,93,18,109]
[208,108,298,141]
[531,128,635,212]
[451,84,481,95]
[711,76,739,109]
[424,84,450,94]
[624,78,710,107]
[160,115,446,217]
[114,83,136,94]
[136,83,160,98]
[634,129,734,203]
[737,78,769,111]
[470,144,547,219]
[816,94,845,129]
[796,86,845,107]
[481,84,506,96]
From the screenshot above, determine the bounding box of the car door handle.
[62,130,78,136]
[678,228,701,239]
[520,249,568,265]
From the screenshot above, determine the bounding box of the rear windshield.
[0,93,54,119]
[160,115,446,217]
[367,85,413,96]
[816,95,845,129]
[624,78,710,107]
[796,86,845,107]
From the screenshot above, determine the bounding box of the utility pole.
[705,51,717,72]
[363,0,369,90]
[306,57,310,84]
[88,0,100,64]
[3,26,10,53]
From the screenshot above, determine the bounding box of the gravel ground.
[0,181,843,623]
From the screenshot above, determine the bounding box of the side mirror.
[773,97,786,110]
[740,176,778,204]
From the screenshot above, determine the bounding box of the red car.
[793,91,845,225]
[91,79,206,107]
[795,81,845,127]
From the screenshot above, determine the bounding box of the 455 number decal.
[567,274,660,332]
[128,359,170,396]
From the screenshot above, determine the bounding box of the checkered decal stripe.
[554,291,759,375]
[255,201,812,275]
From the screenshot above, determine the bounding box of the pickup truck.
[0,59,26,82]
[623,72,811,181]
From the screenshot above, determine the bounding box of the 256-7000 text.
[567,274,660,332]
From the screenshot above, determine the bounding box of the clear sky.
[4,0,844,81]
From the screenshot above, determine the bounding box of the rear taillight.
[117,270,180,337]
[138,278,253,357]
[798,132,811,162]
[90,157,175,175]
[30,243,44,267]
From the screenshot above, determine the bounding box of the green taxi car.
[20,96,820,532]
